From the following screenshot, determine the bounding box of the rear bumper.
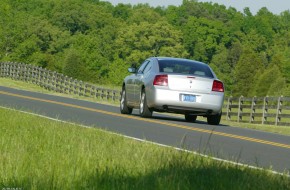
[147,87,224,115]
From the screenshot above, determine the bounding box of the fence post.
[262,96,268,125]
[32,66,35,84]
[45,68,49,89]
[237,95,243,122]
[250,96,256,123]
[0,62,2,77]
[79,80,83,96]
[28,64,32,82]
[37,66,41,85]
[84,83,87,97]
[55,73,60,92]
[90,85,96,98]
[63,75,68,93]
[11,63,16,79]
[275,96,283,126]
[5,62,9,77]
[101,89,105,99]
[8,62,12,79]
[39,67,43,87]
[0,62,3,77]
[226,96,232,120]
[69,77,74,94]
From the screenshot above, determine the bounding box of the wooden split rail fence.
[224,96,290,126]
[1,62,290,126]
[0,62,121,101]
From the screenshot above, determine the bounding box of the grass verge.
[1,77,290,136]
[0,107,289,189]
[0,77,119,106]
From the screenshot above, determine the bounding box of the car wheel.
[207,112,222,125]
[185,114,197,122]
[120,87,133,114]
[140,89,152,118]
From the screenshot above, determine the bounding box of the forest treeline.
[0,0,290,96]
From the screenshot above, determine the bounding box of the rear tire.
[207,112,222,125]
[185,114,197,122]
[140,90,152,118]
[120,87,133,114]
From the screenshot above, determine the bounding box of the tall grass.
[0,108,289,189]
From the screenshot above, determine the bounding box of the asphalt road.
[1,86,290,173]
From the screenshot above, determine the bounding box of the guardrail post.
[275,96,283,126]
[237,95,243,122]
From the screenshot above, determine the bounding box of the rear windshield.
[158,59,214,78]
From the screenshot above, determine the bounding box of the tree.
[210,46,233,95]
[232,49,264,96]
[107,59,129,85]
[113,3,132,21]
[183,17,230,62]
[253,65,284,96]
[0,0,289,93]
[128,5,162,24]
[115,21,188,64]
[62,48,87,80]
[0,2,27,61]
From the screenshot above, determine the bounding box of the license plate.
[181,94,196,102]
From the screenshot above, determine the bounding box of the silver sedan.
[120,57,224,125]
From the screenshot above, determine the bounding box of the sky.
[102,0,290,15]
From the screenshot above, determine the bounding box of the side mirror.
[128,67,136,73]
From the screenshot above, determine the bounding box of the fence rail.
[0,62,121,102]
[1,62,290,126]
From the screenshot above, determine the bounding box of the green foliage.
[183,16,230,62]
[233,49,264,97]
[107,59,130,86]
[115,21,187,64]
[0,0,289,96]
[253,65,285,96]
[62,48,86,80]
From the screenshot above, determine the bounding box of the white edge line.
[1,105,289,178]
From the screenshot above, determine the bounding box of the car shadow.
[130,113,229,127]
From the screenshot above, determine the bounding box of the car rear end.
[147,58,224,116]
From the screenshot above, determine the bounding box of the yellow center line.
[1,90,290,149]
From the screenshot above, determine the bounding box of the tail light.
[212,80,224,92]
[153,75,168,86]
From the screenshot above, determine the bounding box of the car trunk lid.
[167,75,213,94]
